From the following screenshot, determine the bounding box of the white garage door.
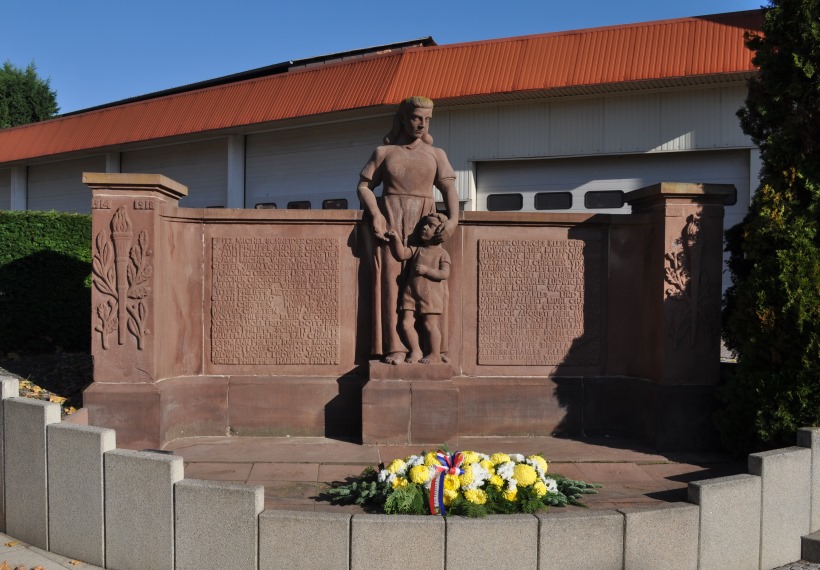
[477,149,751,291]
[477,150,749,212]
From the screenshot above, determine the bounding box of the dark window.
[584,191,625,209]
[486,193,523,211]
[255,202,277,209]
[322,198,348,210]
[724,188,738,206]
[534,192,573,210]
[287,201,311,209]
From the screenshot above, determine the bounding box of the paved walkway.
[163,434,746,513]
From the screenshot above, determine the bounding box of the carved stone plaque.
[211,237,340,365]
[477,239,600,366]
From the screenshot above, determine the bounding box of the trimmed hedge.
[0,211,92,353]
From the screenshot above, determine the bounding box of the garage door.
[476,149,751,291]
[477,150,749,213]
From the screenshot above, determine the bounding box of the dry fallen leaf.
[69,561,81,566]
[3,541,18,547]
[0,561,11,570]
[48,395,67,404]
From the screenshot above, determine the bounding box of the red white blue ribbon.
[429,451,464,516]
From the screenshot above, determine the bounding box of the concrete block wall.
[0,387,818,569]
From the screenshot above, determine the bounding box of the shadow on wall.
[0,250,91,353]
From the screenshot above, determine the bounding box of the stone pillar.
[626,183,734,448]
[82,173,188,449]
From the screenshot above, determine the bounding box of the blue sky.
[3,0,764,115]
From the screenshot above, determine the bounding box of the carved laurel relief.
[663,213,718,349]
[91,206,153,350]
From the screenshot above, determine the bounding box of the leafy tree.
[720,0,820,452]
[0,60,59,128]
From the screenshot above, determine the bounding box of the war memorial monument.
[82,96,735,451]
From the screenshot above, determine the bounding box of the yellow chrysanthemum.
[480,459,495,474]
[533,481,547,497]
[391,477,408,489]
[490,453,510,465]
[443,489,458,506]
[459,466,473,488]
[464,488,487,505]
[503,488,517,501]
[444,474,460,491]
[489,474,504,488]
[461,451,479,465]
[528,455,548,473]
[387,459,406,474]
[514,464,537,487]
[409,465,430,484]
[424,452,439,466]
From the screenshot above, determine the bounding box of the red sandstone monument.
[83,98,734,452]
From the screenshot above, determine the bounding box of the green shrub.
[720,0,820,453]
[0,211,92,353]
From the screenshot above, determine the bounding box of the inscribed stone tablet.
[211,237,340,365]
[477,239,600,366]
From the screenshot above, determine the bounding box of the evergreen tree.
[0,60,59,128]
[720,0,820,452]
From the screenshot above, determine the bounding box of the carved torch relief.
[663,212,719,349]
[92,206,153,350]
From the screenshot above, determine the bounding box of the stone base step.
[803,530,820,563]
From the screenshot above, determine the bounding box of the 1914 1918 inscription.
[478,239,600,366]
[211,237,340,365]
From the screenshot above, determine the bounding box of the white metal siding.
[121,139,228,208]
[603,93,661,153]
[27,156,106,213]
[0,169,9,210]
[442,86,753,209]
[657,89,722,151]
[245,117,385,209]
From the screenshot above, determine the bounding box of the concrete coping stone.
[259,510,351,570]
[351,514,445,570]
[446,514,538,568]
[619,502,700,570]
[0,377,19,399]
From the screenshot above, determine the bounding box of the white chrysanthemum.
[545,477,558,494]
[526,457,548,482]
[464,462,491,490]
[510,453,525,463]
[507,479,518,491]
[406,455,424,468]
[378,469,389,483]
[477,452,490,461]
[496,461,515,480]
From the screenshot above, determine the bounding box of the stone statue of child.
[386,213,451,364]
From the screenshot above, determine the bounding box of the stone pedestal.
[362,362,458,445]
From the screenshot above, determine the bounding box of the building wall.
[245,117,386,210]
[121,139,228,208]
[0,169,9,210]
[28,156,106,213]
[0,84,755,214]
[440,84,753,206]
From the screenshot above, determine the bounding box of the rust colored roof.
[0,10,763,165]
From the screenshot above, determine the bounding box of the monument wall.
[83,173,732,450]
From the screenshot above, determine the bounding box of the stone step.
[803,530,820,563]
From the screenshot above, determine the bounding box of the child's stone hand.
[386,230,398,240]
[416,263,428,276]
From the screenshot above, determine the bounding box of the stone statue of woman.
[357,96,459,364]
